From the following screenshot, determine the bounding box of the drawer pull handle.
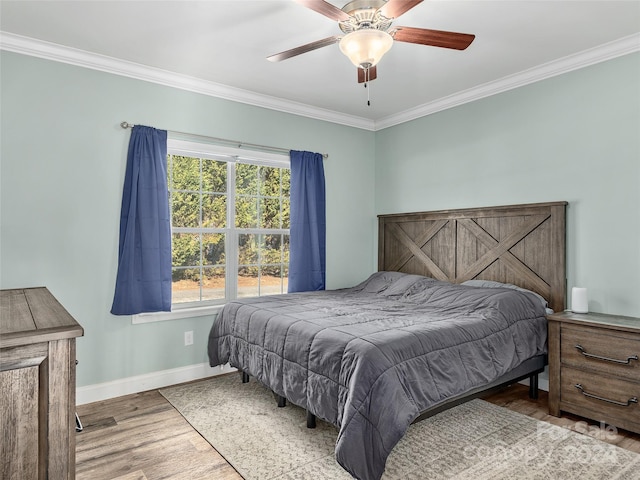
[575,344,639,365]
[575,384,638,407]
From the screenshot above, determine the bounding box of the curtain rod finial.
[120,121,134,129]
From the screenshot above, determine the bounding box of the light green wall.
[0,52,376,387]
[2,51,639,390]
[375,53,640,317]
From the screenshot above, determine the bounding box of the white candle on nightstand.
[571,287,588,314]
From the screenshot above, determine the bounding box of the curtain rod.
[120,122,328,159]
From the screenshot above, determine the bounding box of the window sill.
[132,304,223,324]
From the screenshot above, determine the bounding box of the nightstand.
[548,311,640,434]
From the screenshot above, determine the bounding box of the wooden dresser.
[548,311,640,434]
[1,287,84,479]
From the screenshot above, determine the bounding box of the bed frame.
[378,201,567,422]
[250,201,567,427]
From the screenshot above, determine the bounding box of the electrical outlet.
[184,330,194,346]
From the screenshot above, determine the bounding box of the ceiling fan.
[267,0,476,84]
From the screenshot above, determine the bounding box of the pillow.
[461,279,553,313]
[353,271,407,293]
[382,274,432,296]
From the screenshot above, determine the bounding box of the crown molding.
[0,31,376,131]
[374,33,640,130]
[2,31,638,132]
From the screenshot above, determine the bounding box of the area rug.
[160,374,640,480]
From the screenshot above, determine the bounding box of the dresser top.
[1,287,83,348]
[547,310,640,333]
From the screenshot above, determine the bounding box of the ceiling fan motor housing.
[339,0,393,34]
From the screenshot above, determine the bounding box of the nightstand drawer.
[561,324,640,381]
[561,366,640,425]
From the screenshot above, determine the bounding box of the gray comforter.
[208,272,547,480]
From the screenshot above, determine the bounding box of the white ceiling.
[1,1,639,129]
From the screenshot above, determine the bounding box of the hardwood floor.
[75,387,242,480]
[75,382,640,480]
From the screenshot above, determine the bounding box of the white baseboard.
[76,362,237,405]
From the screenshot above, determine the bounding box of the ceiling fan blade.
[357,65,377,83]
[294,0,351,21]
[267,36,342,62]
[393,26,475,50]
[379,0,423,19]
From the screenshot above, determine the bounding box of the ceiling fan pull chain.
[365,67,371,106]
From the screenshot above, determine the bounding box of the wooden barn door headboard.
[378,202,567,312]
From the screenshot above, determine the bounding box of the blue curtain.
[288,150,326,293]
[111,126,171,315]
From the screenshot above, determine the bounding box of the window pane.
[203,233,225,266]
[260,198,281,229]
[235,196,258,228]
[263,234,283,265]
[202,158,226,193]
[172,233,200,267]
[172,192,200,228]
[238,265,259,298]
[283,266,289,292]
[281,198,290,229]
[172,267,200,304]
[202,194,226,228]
[260,167,280,196]
[238,233,259,265]
[282,234,290,264]
[236,163,258,195]
[260,266,284,296]
[281,168,290,197]
[172,156,200,191]
[202,267,225,301]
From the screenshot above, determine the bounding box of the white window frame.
[133,139,290,324]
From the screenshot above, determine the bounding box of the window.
[136,139,290,321]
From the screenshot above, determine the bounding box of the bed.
[208,201,567,480]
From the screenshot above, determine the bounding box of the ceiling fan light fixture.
[339,29,393,68]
